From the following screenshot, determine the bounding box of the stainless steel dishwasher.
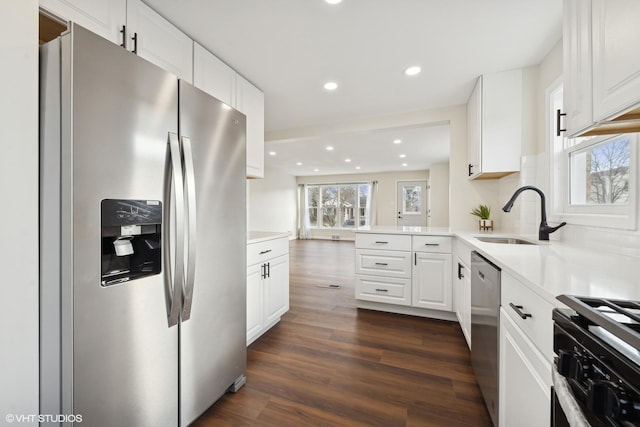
[470,251,501,427]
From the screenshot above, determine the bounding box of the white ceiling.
[144,0,563,175]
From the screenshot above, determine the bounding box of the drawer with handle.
[412,235,452,253]
[501,270,554,361]
[247,236,289,266]
[355,249,411,278]
[355,233,411,251]
[355,274,411,306]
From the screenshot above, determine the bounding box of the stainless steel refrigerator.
[40,23,247,426]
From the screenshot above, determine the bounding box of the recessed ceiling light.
[355,166,361,170]
[345,158,351,162]
[399,154,406,158]
[323,81,338,91]
[326,146,334,151]
[405,66,422,76]
[314,168,320,172]
[296,162,302,166]
[393,139,402,144]
[325,0,342,4]
[402,163,408,167]
[268,151,276,156]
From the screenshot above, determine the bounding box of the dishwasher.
[470,251,501,427]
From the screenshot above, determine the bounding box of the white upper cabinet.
[40,0,126,45]
[563,0,593,136]
[193,45,265,178]
[466,69,522,180]
[193,42,236,107]
[564,0,640,136]
[236,75,265,179]
[39,0,193,83]
[591,0,640,122]
[42,0,263,177]
[126,0,193,83]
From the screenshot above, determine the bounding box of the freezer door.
[65,25,179,426]
[178,81,247,426]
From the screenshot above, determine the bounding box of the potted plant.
[471,204,493,231]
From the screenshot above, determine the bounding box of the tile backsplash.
[499,154,640,258]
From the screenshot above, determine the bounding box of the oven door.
[551,387,571,427]
[551,366,592,427]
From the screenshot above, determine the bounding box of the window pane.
[569,136,630,205]
[359,184,371,226]
[403,185,422,214]
[322,185,338,227]
[340,184,357,228]
[307,186,318,227]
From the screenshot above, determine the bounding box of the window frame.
[306,182,371,230]
[548,79,638,230]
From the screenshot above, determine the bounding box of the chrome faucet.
[502,185,566,241]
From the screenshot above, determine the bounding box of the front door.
[396,180,429,226]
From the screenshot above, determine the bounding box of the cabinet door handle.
[259,249,272,255]
[131,32,138,54]
[267,262,270,278]
[424,243,440,246]
[556,109,566,136]
[374,262,388,266]
[414,253,417,265]
[260,264,265,279]
[374,241,388,244]
[509,303,532,319]
[375,288,388,293]
[457,263,464,279]
[468,163,473,176]
[120,25,127,49]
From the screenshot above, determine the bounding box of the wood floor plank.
[195,240,492,426]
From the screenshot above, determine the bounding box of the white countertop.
[248,231,289,244]
[357,226,640,305]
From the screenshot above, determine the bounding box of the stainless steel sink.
[474,236,537,245]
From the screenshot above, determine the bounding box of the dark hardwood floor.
[194,239,492,426]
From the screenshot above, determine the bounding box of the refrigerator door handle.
[165,132,185,327]
[180,136,197,321]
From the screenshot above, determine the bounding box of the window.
[548,81,637,229]
[306,183,371,229]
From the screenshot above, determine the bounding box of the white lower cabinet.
[499,309,551,427]
[354,232,453,318]
[247,236,289,345]
[412,252,452,311]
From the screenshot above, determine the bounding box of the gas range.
[553,295,640,426]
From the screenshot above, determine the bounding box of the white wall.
[248,167,298,237]
[429,162,450,227]
[297,170,430,239]
[498,40,563,234]
[269,105,500,232]
[1,0,40,418]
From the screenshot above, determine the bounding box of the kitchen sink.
[474,236,537,245]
